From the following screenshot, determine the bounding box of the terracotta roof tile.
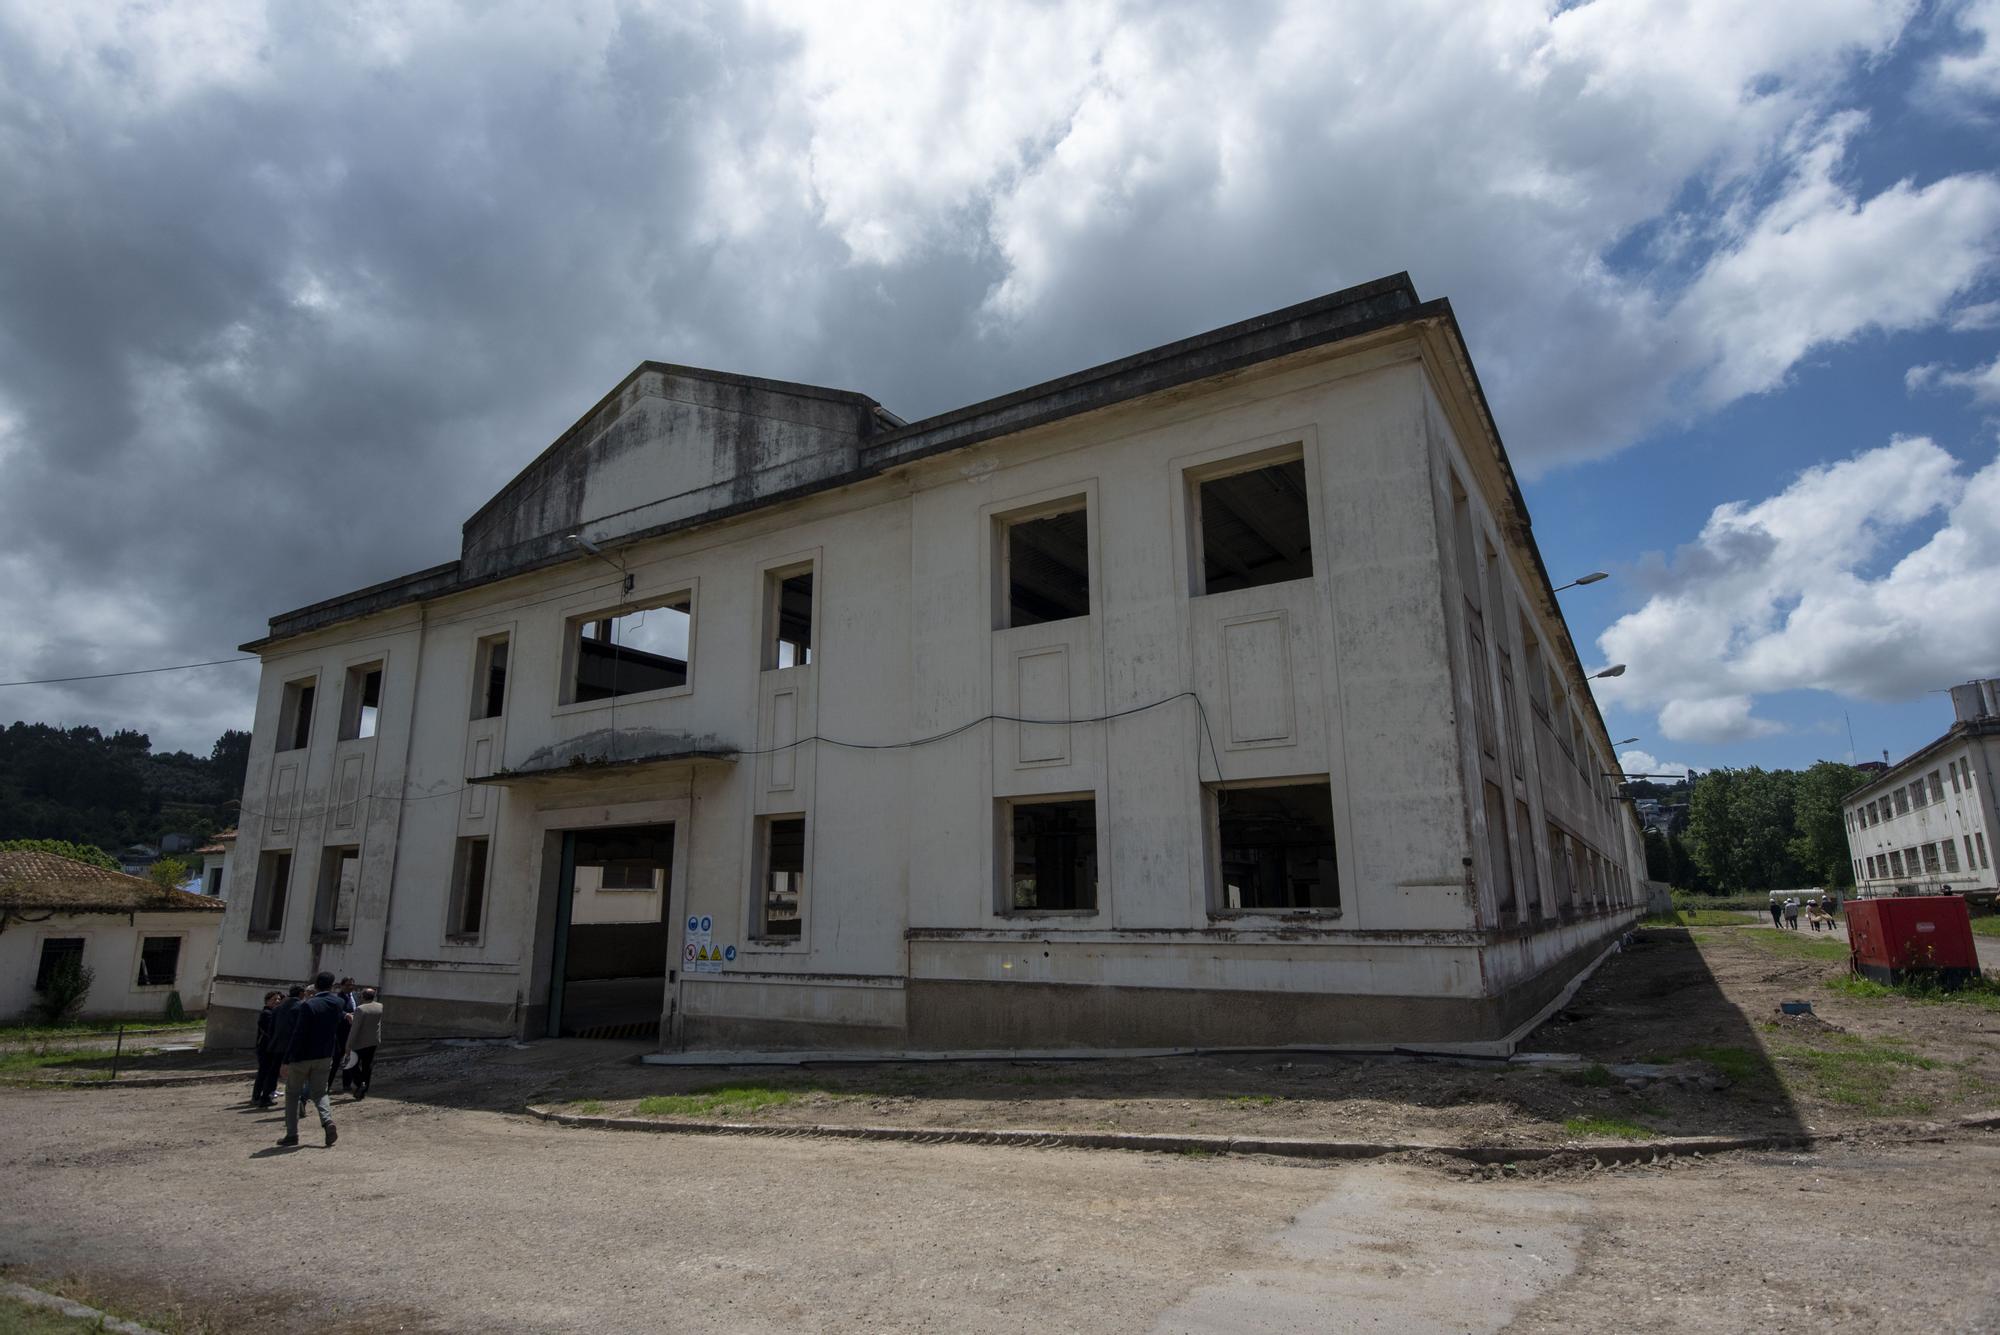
[0,850,226,914]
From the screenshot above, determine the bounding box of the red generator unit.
[1845,895,1980,987]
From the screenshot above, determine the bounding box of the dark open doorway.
[548,823,677,1039]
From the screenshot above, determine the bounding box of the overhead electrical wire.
[0,656,258,687]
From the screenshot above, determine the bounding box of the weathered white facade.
[206,276,1644,1052]
[1844,679,2000,900]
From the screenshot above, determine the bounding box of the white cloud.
[1619,749,1698,778]
[1597,437,2000,744]
[1950,299,2000,331]
[1906,352,2000,403]
[1934,0,2000,104]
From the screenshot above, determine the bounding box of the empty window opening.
[136,936,181,987]
[279,678,316,752]
[1484,781,1517,920]
[1922,843,1941,875]
[570,595,691,702]
[1894,788,1910,815]
[1196,457,1312,595]
[1943,840,1960,873]
[1002,505,1090,627]
[448,837,489,939]
[1516,799,1541,916]
[1008,798,1098,912]
[1978,832,1990,870]
[340,663,383,740]
[1213,782,1339,913]
[203,864,221,895]
[766,567,815,668]
[313,846,359,938]
[474,635,510,720]
[1928,770,1944,802]
[250,851,292,938]
[36,938,85,993]
[758,817,805,938]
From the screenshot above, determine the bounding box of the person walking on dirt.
[1783,896,1801,930]
[278,971,349,1148]
[250,991,284,1108]
[1769,897,1784,929]
[343,988,383,1100]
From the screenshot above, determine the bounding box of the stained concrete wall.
[209,322,1639,1051]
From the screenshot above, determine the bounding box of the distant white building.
[1843,679,1999,904]
[0,850,224,1020]
[195,829,237,898]
[206,274,1644,1053]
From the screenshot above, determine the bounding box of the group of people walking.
[1769,893,1840,932]
[249,971,384,1148]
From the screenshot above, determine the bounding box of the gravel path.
[2,1065,1997,1333]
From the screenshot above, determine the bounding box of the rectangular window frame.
[558,584,698,710]
[751,815,807,943]
[312,845,361,941]
[134,934,183,989]
[248,850,292,940]
[994,496,1092,630]
[35,937,86,993]
[277,677,317,753]
[472,632,511,721]
[444,836,490,942]
[1000,793,1101,917]
[1184,440,1316,599]
[338,660,384,741]
[761,558,819,670]
[1205,777,1342,918]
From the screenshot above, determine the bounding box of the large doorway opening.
[549,823,677,1039]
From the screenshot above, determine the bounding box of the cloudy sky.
[1,0,1997,776]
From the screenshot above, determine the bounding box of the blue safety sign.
[697,915,713,934]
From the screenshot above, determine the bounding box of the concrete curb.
[2,1280,167,1334]
[524,1104,1999,1164]
[8,1043,452,1090]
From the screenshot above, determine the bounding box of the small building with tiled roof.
[1,851,224,1021]
[194,828,238,900]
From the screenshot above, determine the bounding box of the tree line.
[0,720,251,853]
[1649,761,1865,894]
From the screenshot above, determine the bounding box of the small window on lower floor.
[758,817,805,939]
[1212,781,1339,913]
[447,837,489,939]
[36,937,85,992]
[137,936,181,987]
[1006,797,1098,913]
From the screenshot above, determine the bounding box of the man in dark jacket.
[249,991,285,1107]
[267,985,306,1116]
[279,972,350,1148]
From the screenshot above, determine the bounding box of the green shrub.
[0,838,119,870]
[164,991,186,1022]
[33,956,94,1025]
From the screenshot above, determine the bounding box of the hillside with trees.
[0,721,250,852]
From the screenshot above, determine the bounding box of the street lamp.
[1613,736,1638,746]
[1552,571,1609,593]
[1589,664,1626,680]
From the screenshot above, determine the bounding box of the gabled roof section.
[248,273,1443,648]
[0,850,225,914]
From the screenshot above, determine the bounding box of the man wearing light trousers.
[279,971,350,1148]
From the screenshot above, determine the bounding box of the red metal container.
[1845,895,1980,986]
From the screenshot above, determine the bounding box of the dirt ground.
[3,924,1998,1333]
[504,923,2000,1147]
[2,1074,1997,1334]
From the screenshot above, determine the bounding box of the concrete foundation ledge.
[523,1103,1997,1165]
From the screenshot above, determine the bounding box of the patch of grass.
[1968,914,2000,938]
[1825,970,2000,1011]
[1561,1063,1616,1088]
[1645,908,1758,928]
[1712,927,1850,963]
[1562,1114,1655,1139]
[1676,1045,1766,1085]
[1777,1035,1942,1116]
[0,1046,119,1079]
[633,1084,817,1118]
[1226,1093,1282,1106]
[568,1098,606,1115]
[0,1019,203,1045]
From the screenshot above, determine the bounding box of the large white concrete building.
[1843,679,2000,902]
[205,275,1645,1052]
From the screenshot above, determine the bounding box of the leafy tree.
[1789,760,1867,888]
[0,838,119,870]
[149,856,193,890]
